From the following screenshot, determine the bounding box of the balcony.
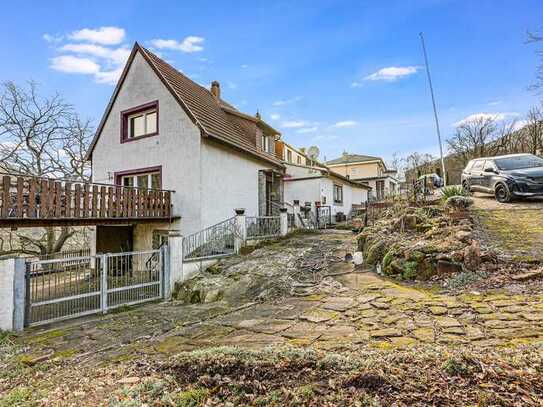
[0,174,174,228]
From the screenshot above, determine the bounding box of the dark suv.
[461,153,543,203]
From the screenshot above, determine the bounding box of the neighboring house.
[273,142,370,220]
[326,153,399,200]
[86,43,284,252]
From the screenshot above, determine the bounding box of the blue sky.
[1,0,542,163]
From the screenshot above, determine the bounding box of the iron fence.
[25,249,164,327]
[183,217,238,261]
[246,216,281,239]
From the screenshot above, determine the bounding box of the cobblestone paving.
[19,231,543,364]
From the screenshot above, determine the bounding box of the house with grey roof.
[87,43,284,252]
[326,152,399,200]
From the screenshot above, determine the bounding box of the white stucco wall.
[200,139,275,229]
[284,177,322,206]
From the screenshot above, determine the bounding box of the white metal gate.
[25,248,165,327]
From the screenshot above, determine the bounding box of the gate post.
[100,254,108,314]
[166,232,183,299]
[0,258,25,332]
[234,208,246,253]
[293,200,301,228]
[279,207,288,236]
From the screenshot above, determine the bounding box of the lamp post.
[420,32,447,186]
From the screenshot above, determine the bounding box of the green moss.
[174,387,209,407]
[0,387,34,406]
[52,348,78,360]
[402,261,419,280]
[365,240,387,266]
[27,329,66,344]
[382,246,400,275]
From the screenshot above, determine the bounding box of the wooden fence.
[0,175,172,223]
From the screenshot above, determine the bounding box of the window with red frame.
[121,101,158,142]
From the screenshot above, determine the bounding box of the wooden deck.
[0,175,174,228]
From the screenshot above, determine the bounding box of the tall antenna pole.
[419,32,446,186]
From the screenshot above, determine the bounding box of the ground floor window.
[115,166,162,190]
[152,230,169,249]
[333,184,343,204]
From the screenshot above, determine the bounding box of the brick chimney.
[210,81,220,98]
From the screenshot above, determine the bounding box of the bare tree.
[0,81,93,257]
[446,116,501,166]
[403,152,435,181]
[527,29,543,94]
[523,106,543,155]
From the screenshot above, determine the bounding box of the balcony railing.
[0,174,173,226]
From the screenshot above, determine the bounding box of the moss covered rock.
[364,239,387,266]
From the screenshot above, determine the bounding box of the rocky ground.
[2,230,543,405]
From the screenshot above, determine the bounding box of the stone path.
[17,231,543,365]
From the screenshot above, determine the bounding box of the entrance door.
[266,178,272,215]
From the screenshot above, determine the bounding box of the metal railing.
[182,217,238,261]
[24,248,164,327]
[246,216,281,239]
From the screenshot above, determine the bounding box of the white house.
[86,43,284,252]
[275,143,370,221]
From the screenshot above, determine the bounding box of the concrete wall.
[0,258,25,331]
[92,51,201,236]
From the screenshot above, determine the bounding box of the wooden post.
[40,180,49,218]
[64,182,72,218]
[91,185,98,218]
[54,182,62,218]
[82,183,90,218]
[1,176,11,218]
[99,186,106,218]
[74,184,81,218]
[16,177,24,218]
[107,187,114,218]
[28,178,37,218]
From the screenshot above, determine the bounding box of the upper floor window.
[287,149,293,163]
[121,101,159,143]
[261,134,272,154]
[297,155,302,165]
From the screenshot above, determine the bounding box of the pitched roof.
[326,153,382,166]
[86,43,282,167]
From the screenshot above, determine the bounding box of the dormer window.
[121,101,159,143]
[261,134,274,154]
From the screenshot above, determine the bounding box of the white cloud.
[297,126,318,134]
[43,33,63,43]
[453,112,518,127]
[487,100,503,106]
[50,55,100,74]
[150,36,205,53]
[95,68,124,85]
[364,66,419,82]
[281,120,308,129]
[60,43,130,65]
[270,113,280,120]
[272,96,302,106]
[331,120,358,128]
[241,64,249,69]
[69,26,125,45]
[350,81,364,88]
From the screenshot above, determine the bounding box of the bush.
[440,185,469,201]
[445,196,474,210]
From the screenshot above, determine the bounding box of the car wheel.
[495,183,512,203]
